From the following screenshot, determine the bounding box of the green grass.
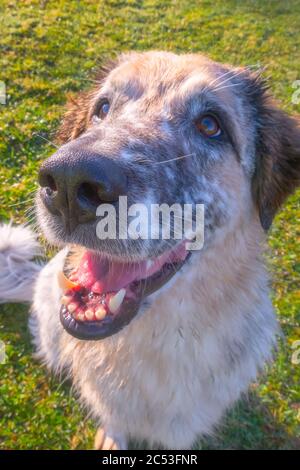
[0,0,299,449]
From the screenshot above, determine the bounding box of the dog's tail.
[0,223,44,303]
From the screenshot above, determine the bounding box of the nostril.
[39,171,57,192]
[77,182,102,206]
[46,175,57,191]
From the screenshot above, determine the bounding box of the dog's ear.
[252,92,300,230]
[56,58,120,144]
[56,89,93,143]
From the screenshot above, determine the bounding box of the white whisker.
[32,132,58,149]
[213,82,244,93]
[153,153,196,165]
[210,65,260,93]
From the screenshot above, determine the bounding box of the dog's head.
[36,51,300,340]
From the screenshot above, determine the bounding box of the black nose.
[38,146,127,233]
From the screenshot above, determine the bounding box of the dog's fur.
[1,51,300,449]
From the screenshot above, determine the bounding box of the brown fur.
[57,59,119,143]
[253,98,300,229]
[57,89,93,142]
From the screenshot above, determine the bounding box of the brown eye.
[95,100,110,120]
[196,115,222,138]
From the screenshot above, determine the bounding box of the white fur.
[0,223,43,303]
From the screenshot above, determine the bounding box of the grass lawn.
[0,0,299,449]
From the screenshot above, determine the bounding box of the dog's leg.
[94,427,127,450]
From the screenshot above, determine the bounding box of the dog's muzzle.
[38,140,191,341]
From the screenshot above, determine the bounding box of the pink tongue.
[76,244,188,293]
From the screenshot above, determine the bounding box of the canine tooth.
[85,309,94,321]
[61,295,70,306]
[58,271,79,291]
[108,288,126,313]
[68,303,77,314]
[95,306,106,320]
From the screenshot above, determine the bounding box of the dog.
[1,51,300,449]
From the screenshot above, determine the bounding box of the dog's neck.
[148,214,270,329]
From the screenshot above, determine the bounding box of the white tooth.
[61,295,70,306]
[77,313,85,322]
[85,309,94,321]
[95,306,106,320]
[108,288,126,313]
[68,303,77,313]
[146,260,154,270]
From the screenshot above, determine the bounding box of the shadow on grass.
[199,392,300,450]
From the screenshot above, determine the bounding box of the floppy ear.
[56,89,93,143]
[252,95,300,230]
[56,58,119,144]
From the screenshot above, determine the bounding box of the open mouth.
[59,243,190,340]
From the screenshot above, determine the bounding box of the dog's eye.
[95,100,110,120]
[196,115,222,138]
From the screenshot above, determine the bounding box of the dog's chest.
[71,286,220,416]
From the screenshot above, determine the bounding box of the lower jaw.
[59,252,190,341]
[60,296,141,341]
